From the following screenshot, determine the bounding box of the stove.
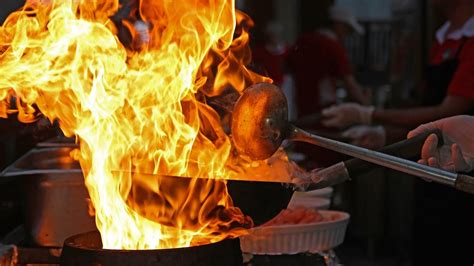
[0,226,61,265]
[0,145,341,266]
[61,231,242,266]
[1,226,340,266]
[243,251,340,266]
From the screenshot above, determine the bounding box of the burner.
[60,231,243,266]
[244,252,336,266]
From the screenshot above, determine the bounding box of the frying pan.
[0,131,442,231]
[135,129,442,225]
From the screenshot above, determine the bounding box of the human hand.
[408,115,474,173]
[322,103,374,129]
[342,125,386,150]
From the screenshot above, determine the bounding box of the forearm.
[372,96,474,127]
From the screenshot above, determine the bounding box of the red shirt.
[430,37,474,100]
[252,45,288,86]
[288,32,351,117]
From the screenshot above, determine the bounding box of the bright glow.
[0,0,272,249]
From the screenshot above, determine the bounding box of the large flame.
[0,0,273,249]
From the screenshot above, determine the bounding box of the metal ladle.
[231,83,474,194]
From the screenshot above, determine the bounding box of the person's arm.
[322,95,474,129]
[373,95,474,127]
[342,75,370,105]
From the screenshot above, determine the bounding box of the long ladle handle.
[289,125,474,194]
[343,129,443,177]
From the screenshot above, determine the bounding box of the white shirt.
[436,16,474,44]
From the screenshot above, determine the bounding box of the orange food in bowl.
[262,207,337,226]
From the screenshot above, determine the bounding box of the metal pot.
[35,136,78,148]
[0,147,96,247]
[1,147,293,247]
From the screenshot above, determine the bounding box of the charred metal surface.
[227,181,293,226]
[61,231,243,266]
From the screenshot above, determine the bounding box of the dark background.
[0,1,450,265]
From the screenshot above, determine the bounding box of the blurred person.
[252,21,288,87]
[251,21,299,120]
[287,5,370,121]
[321,1,474,264]
[322,0,474,150]
[285,5,369,168]
[407,114,474,265]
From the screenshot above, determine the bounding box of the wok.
[0,126,441,247]
[0,148,292,237]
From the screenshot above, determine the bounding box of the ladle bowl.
[231,83,289,160]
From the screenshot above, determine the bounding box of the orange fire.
[0,0,273,249]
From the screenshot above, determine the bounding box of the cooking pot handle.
[301,129,443,191]
[343,129,443,178]
[0,148,81,184]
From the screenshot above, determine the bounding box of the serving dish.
[240,210,349,255]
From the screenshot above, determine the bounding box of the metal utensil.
[36,136,79,148]
[231,83,474,194]
[133,130,439,187]
[0,147,96,247]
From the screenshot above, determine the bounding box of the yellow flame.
[0,0,272,249]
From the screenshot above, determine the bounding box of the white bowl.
[288,196,330,210]
[240,210,350,255]
[293,187,334,199]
